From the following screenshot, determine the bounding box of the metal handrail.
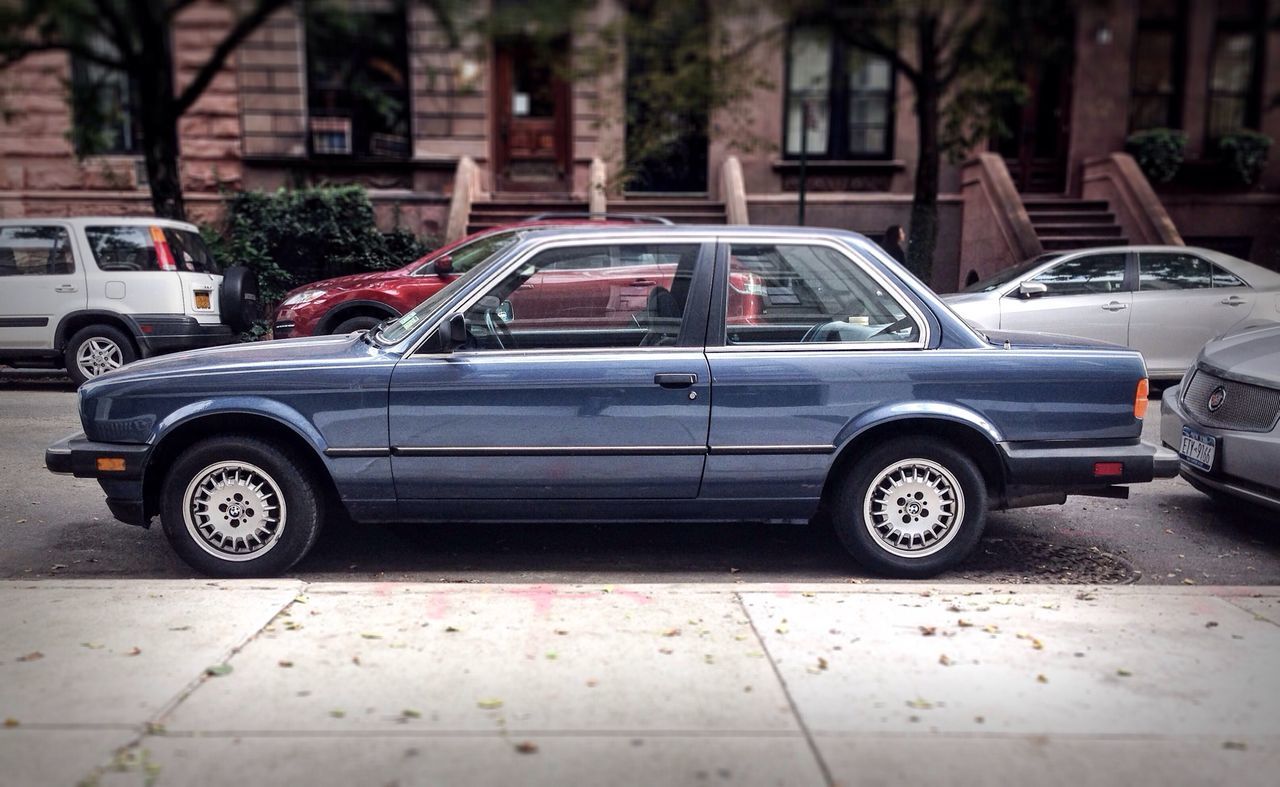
[526,212,675,225]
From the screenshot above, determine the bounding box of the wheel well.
[821,419,1006,505]
[143,413,343,523]
[57,313,138,355]
[317,302,398,334]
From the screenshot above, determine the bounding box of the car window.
[86,225,197,273]
[1138,252,1215,290]
[962,254,1062,293]
[723,243,919,346]
[0,226,73,276]
[413,231,519,276]
[1030,253,1127,296]
[458,243,701,351]
[162,229,221,274]
[1210,263,1246,288]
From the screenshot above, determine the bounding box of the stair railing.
[444,155,481,244]
[721,156,749,225]
[958,153,1043,289]
[1082,153,1183,246]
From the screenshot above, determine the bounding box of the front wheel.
[160,436,324,577]
[832,437,988,578]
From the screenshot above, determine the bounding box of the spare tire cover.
[220,266,260,333]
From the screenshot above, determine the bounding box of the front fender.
[151,397,328,454]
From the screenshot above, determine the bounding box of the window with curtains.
[784,27,895,159]
[1206,0,1265,140]
[69,40,141,156]
[1128,0,1185,132]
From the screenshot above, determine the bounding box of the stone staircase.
[467,194,725,235]
[1023,197,1127,252]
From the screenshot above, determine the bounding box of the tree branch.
[175,0,290,114]
[90,0,137,65]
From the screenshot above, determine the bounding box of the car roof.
[1031,245,1280,289]
[510,224,874,243]
[0,216,200,232]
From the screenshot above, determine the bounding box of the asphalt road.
[1,370,1276,585]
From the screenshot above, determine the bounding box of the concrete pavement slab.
[741,588,1280,736]
[163,585,799,734]
[0,581,302,725]
[0,729,136,787]
[814,734,1280,787]
[87,734,822,787]
[1224,595,1280,626]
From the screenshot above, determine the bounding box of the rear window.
[85,226,221,274]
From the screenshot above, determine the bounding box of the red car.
[273,218,772,340]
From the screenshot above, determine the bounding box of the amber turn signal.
[96,457,127,472]
[1134,379,1149,419]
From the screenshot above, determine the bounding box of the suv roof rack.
[526,212,675,225]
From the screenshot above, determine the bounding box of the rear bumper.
[124,315,235,356]
[46,432,151,527]
[1000,439,1180,487]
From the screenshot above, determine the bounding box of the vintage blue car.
[46,226,1178,578]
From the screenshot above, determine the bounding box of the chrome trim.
[709,444,834,455]
[392,445,709,457]
[324,447,391,457]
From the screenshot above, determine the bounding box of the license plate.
[1179,425,1216,472]
[194,292,211,309]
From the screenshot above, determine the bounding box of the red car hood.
[284,267,414,297]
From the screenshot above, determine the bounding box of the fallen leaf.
[16,651,43,662]
[919,626,937,637]
[662,628,681,637]
[514,741,539,754]
[50,564,67,571]
[1036,674,1048,684]
[905,698,934,710]
[554,629,569,636]
[586,679,598,688]
[982,625,1000,634]
[775,624,789,634]
[801,592,815,598]
[477,698,504,710]
[1116,668,1133,677]
[444,626,460,633]
[818,657,829,670]
[360,633,382,640]
[1182,578,1197,585]
[1205,621,1219,629]
[402,709,421,719]
[169,626,191,632]
[658,647,674,655]
[1223,741,1247,751]
[81,642,104,650]
[204,664,233,677]
[126,647,142,657]
[545,651,558,660]
[3,718,18,727]
[278,660,294,668]
[957,619,974,628]
[947,605,962,613]
[329,709,345,718]
[938,654,952,666]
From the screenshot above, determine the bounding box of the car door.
[1128,250,1253,376]
[388,239,713,500]
[703,238,930,501]
[0,223,84,350]
[999,251,1131,345]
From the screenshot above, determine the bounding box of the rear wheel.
[833,437,987,578]
[160,435,323,577]
[65,325,136,386]
[332,315,383,334]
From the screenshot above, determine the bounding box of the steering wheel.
[870,316,916,339]
[483,308,515,350]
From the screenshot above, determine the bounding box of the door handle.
[1101,301,1128,312]
[54,284,78,293]
[1220,296,1247,306]
[654,373,697,388]
[631,279,657,286]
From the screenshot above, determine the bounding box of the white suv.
[0,217,257,385]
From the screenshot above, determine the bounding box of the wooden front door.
[493,39,572,192]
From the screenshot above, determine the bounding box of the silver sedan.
[1160,321,1280,513]
[944,246,1280,380]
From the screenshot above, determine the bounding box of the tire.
[64,325,137,386]
[332,315,383,334]
[832,437,988,578]
[160,435,324,578]
[220,266,261,333]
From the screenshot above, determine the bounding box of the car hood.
[1198,321,1280,388]
[981,329,1129,352]
[283,269,411,298]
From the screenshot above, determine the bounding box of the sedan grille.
[1182,369,1280,433]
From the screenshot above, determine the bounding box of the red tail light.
[150,226,176,271]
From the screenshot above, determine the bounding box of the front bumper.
[1161,385,1280,513]
[46,432,152,526]
[125,315,235,357]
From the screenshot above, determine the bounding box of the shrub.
[203,186,438,307]
[1216,131,1273,187]
[1125,128,1187,184]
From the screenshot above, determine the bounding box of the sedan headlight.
[280,288,327,307]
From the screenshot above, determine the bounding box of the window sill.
[772,159,906,172]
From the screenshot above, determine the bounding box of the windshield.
[413,231,519,276]
[962,254,1062,293]
[377,235,522,344]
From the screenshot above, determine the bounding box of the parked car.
[271,215,682,339]
[46,226,1177,579]
[0,217,257,385]
[1160,321,1280,513]
[944,246,1280,380]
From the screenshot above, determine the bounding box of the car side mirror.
[1018,281,1048,298]
[438,314,468,351]
[434,255,454,277]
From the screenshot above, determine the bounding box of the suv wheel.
[65,325,137,386]
[833,437,988,578]
[160,435,324,577]
[333,315,383,334]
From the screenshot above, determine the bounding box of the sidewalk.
[1,581,1277,786]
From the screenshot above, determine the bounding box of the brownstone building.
[1,0,1277,292]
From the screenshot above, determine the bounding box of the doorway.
[993,12,1075,193]
[492,37,572,192]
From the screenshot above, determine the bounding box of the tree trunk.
[134,2,186,220]
[906,13,940,286]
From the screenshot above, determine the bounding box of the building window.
[1129,1,1186,132]
[1206,0,1265,140]
[69,44,141,155]
[785,27,894,160]
[305,2,411,159]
